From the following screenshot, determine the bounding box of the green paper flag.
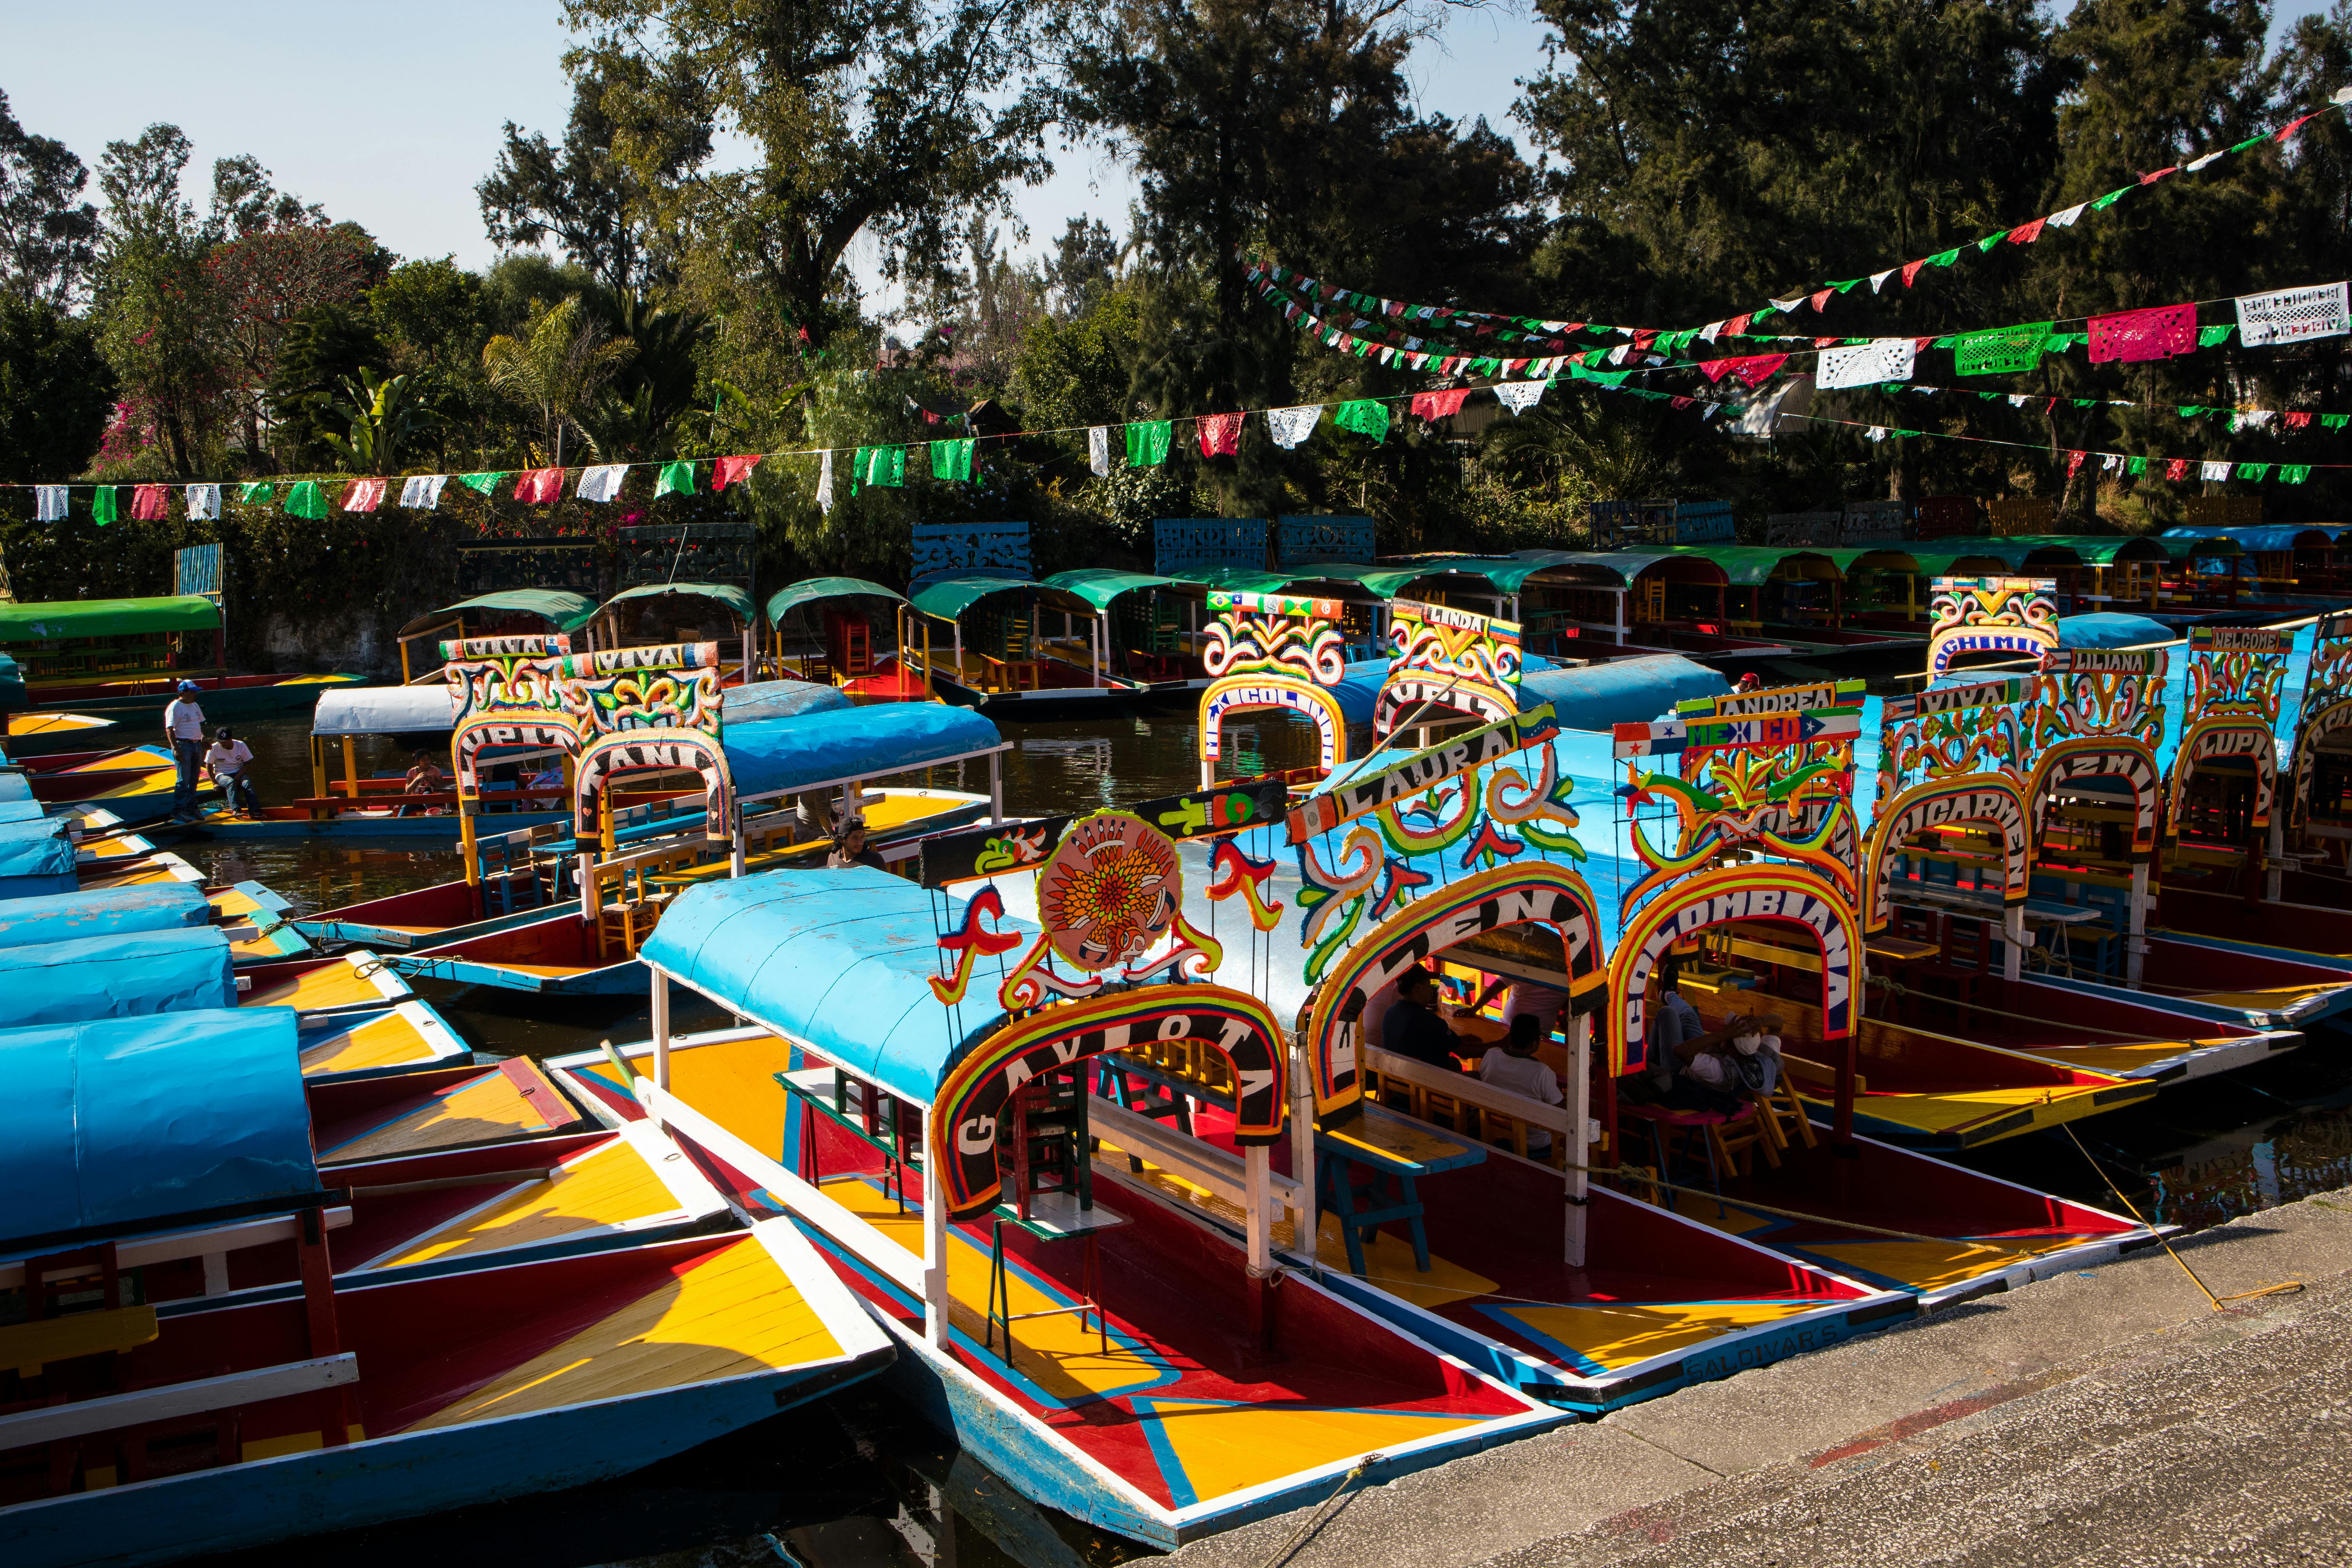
[2128,457,2148,475]
[90,486,116,526]
[655,461,697,498]
[1976,233,2004,253]
[2072,398,2096,408]
[1831,280,1861,293]
[1953,322,2051,376]
[2239,463,2273,481]
[2178,406,2207,418]
[2197,325,2234,347]
[285,480,329,520]
[1334,400,1391,443]
[931,438,975,483]
[238,482,273,505]
[2091,188,2127,210]
[1928,248,1962,267]
[2281,465,2312,484]
[459,472,507,496]
[2324,415,2350,430]
[1124,421,1173,467]
[2232,134,2267,152]
[852,446,906,491]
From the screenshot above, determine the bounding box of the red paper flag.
[1197,412,1244,457]
[340,477,386,512]
[2138,166,2180,185]
[130,483,170,521]
[2287,412,2313,429]
[2067,450,2087,478]
[2088,303,2197,364]
[2165,458,2191,481]
[2007,217,2047,245]
[2277,112,2321,143]
[1670,396,1695,409]
[1808,289,1833,312]
[514,467,563,503]
[713,454,763,491]
[1409,389,1472,424]
[1723,313,1754,338]
[1632,329,1657,350]
[1902,259,1930,288]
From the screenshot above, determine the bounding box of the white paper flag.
[2186,151,2224,172]
[1267,406,1321,450]
[1864,426,1890,442]
[1608,345,1631,365]
[1088,426,1112,477]
[2230,410,2276,432]
[1815,338,1917,391]
[1493,381,1547,416]
[816,450,834,514]
[35,486,66,521]
[2201,460,2233,481]
[2237,281,2350,347]
[1869,269,1896,293]
[183,483,219,521]
[576,464,627,502]
[1699,321,1726,344]
[400,475,449,510]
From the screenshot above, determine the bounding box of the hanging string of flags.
[1242,97,2350,353]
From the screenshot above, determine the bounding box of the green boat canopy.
[0,596,221,643]
[766,576,906,626]
[1041,568,1183,612]
[1162,565,1294,595]
[2007,535,2172,566]
[1513,551,1730,588]
[597,581,757,626]
[911,574,1047,621]
[1663,545,1842,585]
[435,588,601,631]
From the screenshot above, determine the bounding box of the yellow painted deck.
[297,1003,457,1077]
[367,1138,685,1269]
[247,956,409,1011]
[1487,1298,1845,1372]
[5,711,110,737]
[1982,1035,2242,1079]
[1791,1079,2148,1142]
[322,1070,566,1163]
[655,1035,802,1158]
[398,1238,841,1431]
[1663,1196,2119,1296]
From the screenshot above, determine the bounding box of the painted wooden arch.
[572,728,735,840]
[1861,775,2031,934]
[1305,861,1606,1115]
[2291,695,2352,821]
[1370,672,1515,743]
[451,713,580,795]
[2023,737,2162,862]
[929,984,1287,1218]
[1199,673,1349,774]
[2166,717,2278,840]
[1606,863,1860,1077]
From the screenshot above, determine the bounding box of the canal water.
[148,708,2352,1568]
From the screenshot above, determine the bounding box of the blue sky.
[3,0,2332,321]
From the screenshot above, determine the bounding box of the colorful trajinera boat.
[0,593,358,720]
[767,577,936,701]
[0,1008,893,1567]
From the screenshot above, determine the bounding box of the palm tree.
[481,295,635,466]
[316,367,440,472]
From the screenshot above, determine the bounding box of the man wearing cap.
[828,814,886,870]
[163,680,207,822]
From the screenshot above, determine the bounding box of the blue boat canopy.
[0,883,212,950]
[726,702,1002,799]
[0,816,75,898]
[0,797,42,825]
[1516,654,1729,729]
[644,867,1022,1105]
[0,770,31,802]
[0,1009,318,1247]
[0,926,236,1027]
[2057,612,2173,650]
[2159,523,2350,554]
[722,678,853,724]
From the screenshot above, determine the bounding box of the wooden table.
[1315,1102,1486,1276]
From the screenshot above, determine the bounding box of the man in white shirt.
[204,726,258,817]
[163,680,207,821]
[1479,1014,1565,1157]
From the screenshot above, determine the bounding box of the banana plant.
[316,367,442,472]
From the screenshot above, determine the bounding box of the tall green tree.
[561,0,1062,392]
[0,89,99,309]
[0,296,114,481]
[481,294,637,465]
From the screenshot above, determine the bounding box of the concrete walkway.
[1171,1189,2352,1568]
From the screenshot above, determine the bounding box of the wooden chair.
[1753,1074,1820,1155]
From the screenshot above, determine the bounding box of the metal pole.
[988,753,1004,822]
[1244,1144,1273,1278]
[1289,1038,1318,1269]
[922,1111,949,1349]
[651,970,672,1092]
[1566,1011,1590,1267]
[2267,811,2285,903]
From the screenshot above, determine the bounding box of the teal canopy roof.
[598,581,756,627]
[2056,612,2173,649]
[911,574,1044,621]
[0,1009,317,1247]
[1162,566,1299,595]
[0,816,74,893]
[2009,535,2171,566]
[1513,551,1729,587]
[2160,524,2337,555]
[1042,568,1182,612]
[0,884,211,950]
[644,866,1025,1105]
[0,926,236,1027]
[767,576,907,626]
[0,595,221,644]
[1664,544,1842,585]
[0,650,23,713]
[726,702,1002,799]
[437,589,600,630]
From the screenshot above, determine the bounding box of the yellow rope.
[2058,1125,2302,1310]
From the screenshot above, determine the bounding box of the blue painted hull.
[392,951,646,995]
[193,810,570,843]
[0,1351,890,1568]
[306,899,567,953]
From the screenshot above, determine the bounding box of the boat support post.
[650,969,671,1097]
[989,752,1005,822]
[2267,813,2286,903]
[1288,1033,1318,1269]
[2126,862,2150,989]
[2001,906,2026,983]
[921,1109,949,1348]
[1566,1011,1590,1268]
[1245,1142,1276,1347]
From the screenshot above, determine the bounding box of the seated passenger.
[1479,1013,1565,1157]
[1381,967,1470,1071]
